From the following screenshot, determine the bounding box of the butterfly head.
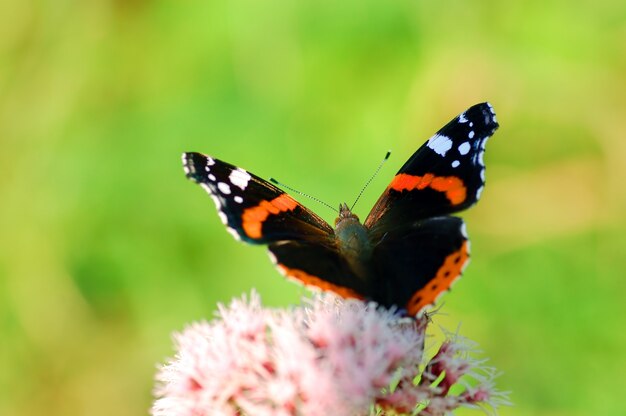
[334,202,372,268]
[335,203,360,227]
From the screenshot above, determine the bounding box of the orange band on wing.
[389,173,467,205]
[406,241,469,316]
[277,264,365,300]
[242,194,299,239]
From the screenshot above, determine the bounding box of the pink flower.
[152,292,509,416]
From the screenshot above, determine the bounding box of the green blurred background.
[1,0,625,415]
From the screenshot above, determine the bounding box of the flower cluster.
[152,292,508,416]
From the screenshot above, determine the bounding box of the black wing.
[268,240,368,301]
[371,216,469,315]
[364,103,498,240]
[184,152,368,300]
[183,152,334,244]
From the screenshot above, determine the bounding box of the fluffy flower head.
[153,292,507,416]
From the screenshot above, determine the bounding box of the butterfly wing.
[371,216,469,315]
[268,240,368,301]
[364,102,498,239]
[183,152,368,297]
[365,102,498,315]
[183,152,334,244]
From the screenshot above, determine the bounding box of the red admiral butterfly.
[183,103,498,315]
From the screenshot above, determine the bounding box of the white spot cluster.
[479,153,487,192]
[183,154,246,242]
[449,140,472,169]
[204,185,242,241]
[229,168,251,190]
[468,103,497,201]
[486,102,497,124]
[182,154,192,175]
[475,138,488,199]
[478,144,486,166]
[197,176,227,222]
[201,164,247,207]
[458,112,468,123]
[427,134,453,157]
[200,183,221,207]
[204,156,218,175]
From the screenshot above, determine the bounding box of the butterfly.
[182,102,498,315]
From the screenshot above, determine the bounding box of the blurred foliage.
[1,0,625,415]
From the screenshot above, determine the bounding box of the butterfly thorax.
[334,203,373,279]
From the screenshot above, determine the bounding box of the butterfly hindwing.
[371,216,469,315]
[268,240,368,300]
[183,152,334,244]
[365,103,498,239]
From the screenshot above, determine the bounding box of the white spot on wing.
[182,154,191,175]
[468,130,475,139]
[451,160,460,168]
[476,186,484,200]
[218,182,231,195]
[267,251,278,265]
[209,194,222,210]
[234,195,243,204]
[460,222,468,238]
[208,174,216,181]
[275,264,287,276]
[484,103,497,123]
[226,227,241,241]
[200,182,216,196]
[458,113,468,123]
[458,142,471,155]
[427,134,453,156]
[218,211,228,224]
[207,157,216,166]
[229,168,251,190]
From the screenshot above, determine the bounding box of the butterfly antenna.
[350,150,391,211]
[269,178,338,213]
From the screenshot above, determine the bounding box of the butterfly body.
[334,204,372,274]
[183,103,499,315]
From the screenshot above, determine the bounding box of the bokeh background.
[1,1,625,415]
